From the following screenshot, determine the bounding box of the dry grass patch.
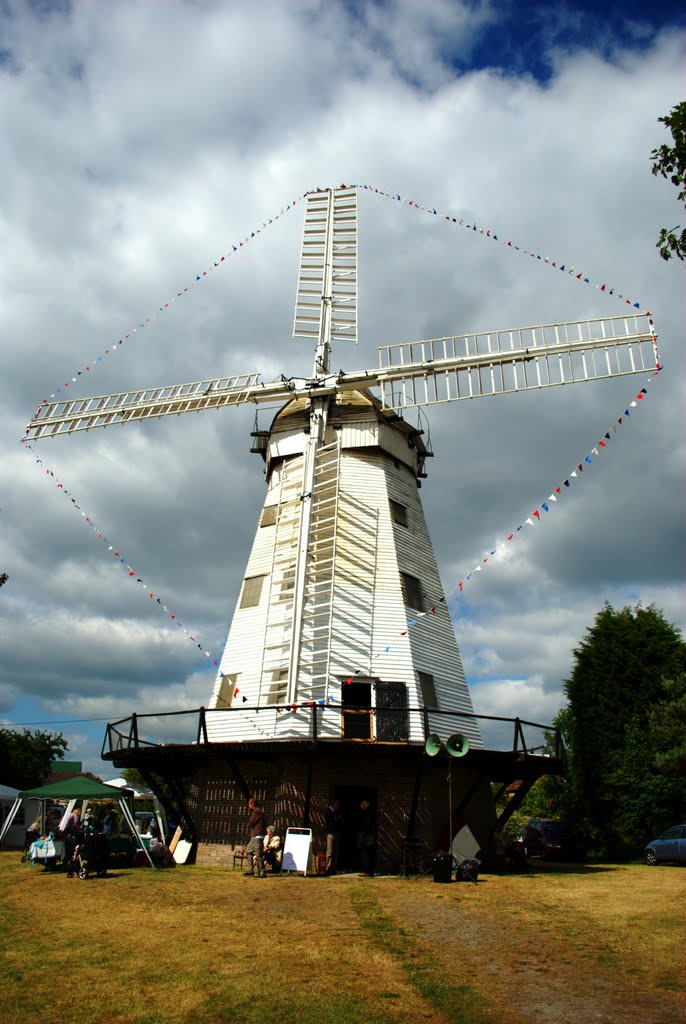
[0,856,446,1024]
[375,863,685,1024]
[2,855,683,1024]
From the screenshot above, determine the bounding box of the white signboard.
[281,827,313,875]
[451,824,480,864]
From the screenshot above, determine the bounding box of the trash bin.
[455,858,480,882]
[433,853,453,883]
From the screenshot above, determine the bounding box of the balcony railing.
[101,704,564,761]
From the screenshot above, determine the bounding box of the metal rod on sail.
[288,191,339,703]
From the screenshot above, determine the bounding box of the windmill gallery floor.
[2,855,682,1024]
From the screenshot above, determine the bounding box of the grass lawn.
[1,852,683,1024]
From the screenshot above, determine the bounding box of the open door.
[341,681,372,740]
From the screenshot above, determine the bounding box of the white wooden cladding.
[376,313,655,410]
[292,186,358,345]
[207,424,482,748]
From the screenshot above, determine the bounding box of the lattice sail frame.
[24,315,656,440]
[293,186,358,347]
[376,313,656,410]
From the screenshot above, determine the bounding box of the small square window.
[417,671,438,710]
[240,575,266,609]
[401,572,424,611]
[390,499,409,527]
[260,504,278,527]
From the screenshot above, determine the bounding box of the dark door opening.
[333,784,377,871]
[341,681,372,740]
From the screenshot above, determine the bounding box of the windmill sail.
[375,313,656,410]
[293,186,358,347]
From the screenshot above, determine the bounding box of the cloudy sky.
[1,0,684,773]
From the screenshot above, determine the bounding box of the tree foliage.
[0,573,8,587]
[648,675,686,776]
[557,603,686,858]
[651,100,686,261]
[0,728,68,790]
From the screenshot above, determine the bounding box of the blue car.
[644,824,686,865]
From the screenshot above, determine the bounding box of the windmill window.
[240,574,266,609]
[401,572,424,611]
[266,669,288,705]
[417,671,439,710]
[260,504,278,527]
[216,673,239,709]
[390,499,409,527]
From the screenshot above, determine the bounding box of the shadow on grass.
[514,862,620,875]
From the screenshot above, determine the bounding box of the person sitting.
[262,826,282,872]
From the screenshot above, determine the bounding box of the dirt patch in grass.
[374,863,685,1024]
[1,855,683,1024]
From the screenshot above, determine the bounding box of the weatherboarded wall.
[191,745,495,872]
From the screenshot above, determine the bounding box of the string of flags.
[23,190,310,421]
[23,448,225,670]
[22,183,662,707]
[366,183,649,313]
[340,362,662,679]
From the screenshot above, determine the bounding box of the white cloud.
[1,1,683,773]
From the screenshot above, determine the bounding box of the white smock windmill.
[24,186,657,750]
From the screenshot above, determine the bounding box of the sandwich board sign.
[281,827,312,875]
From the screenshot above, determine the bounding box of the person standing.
[357,799,376,877]
[244,798,267,877]
[102,805,118,834]
[325,798,343,876]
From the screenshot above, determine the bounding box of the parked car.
[644,824,686,865]
[520,819,586,861]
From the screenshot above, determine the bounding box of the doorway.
[332,784,377,871]
[341,681,372,740]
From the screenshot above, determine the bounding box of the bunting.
[342,360,662,677]
[22,183,662,705]
[22,191,310,422]
[366,184,650,313]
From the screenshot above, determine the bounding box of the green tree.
[559,604,686,858]
[651,100,686,261]
[0,728,68,789]
[648,675,686,776]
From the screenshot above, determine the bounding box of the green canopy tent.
[0,775,155,867]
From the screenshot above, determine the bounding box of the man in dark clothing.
[102,805,118,834]
[244,798,267,877]
[325,798,343,875]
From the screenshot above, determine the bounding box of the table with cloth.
[28,834,66,869]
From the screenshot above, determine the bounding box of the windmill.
[25,187,657,848]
